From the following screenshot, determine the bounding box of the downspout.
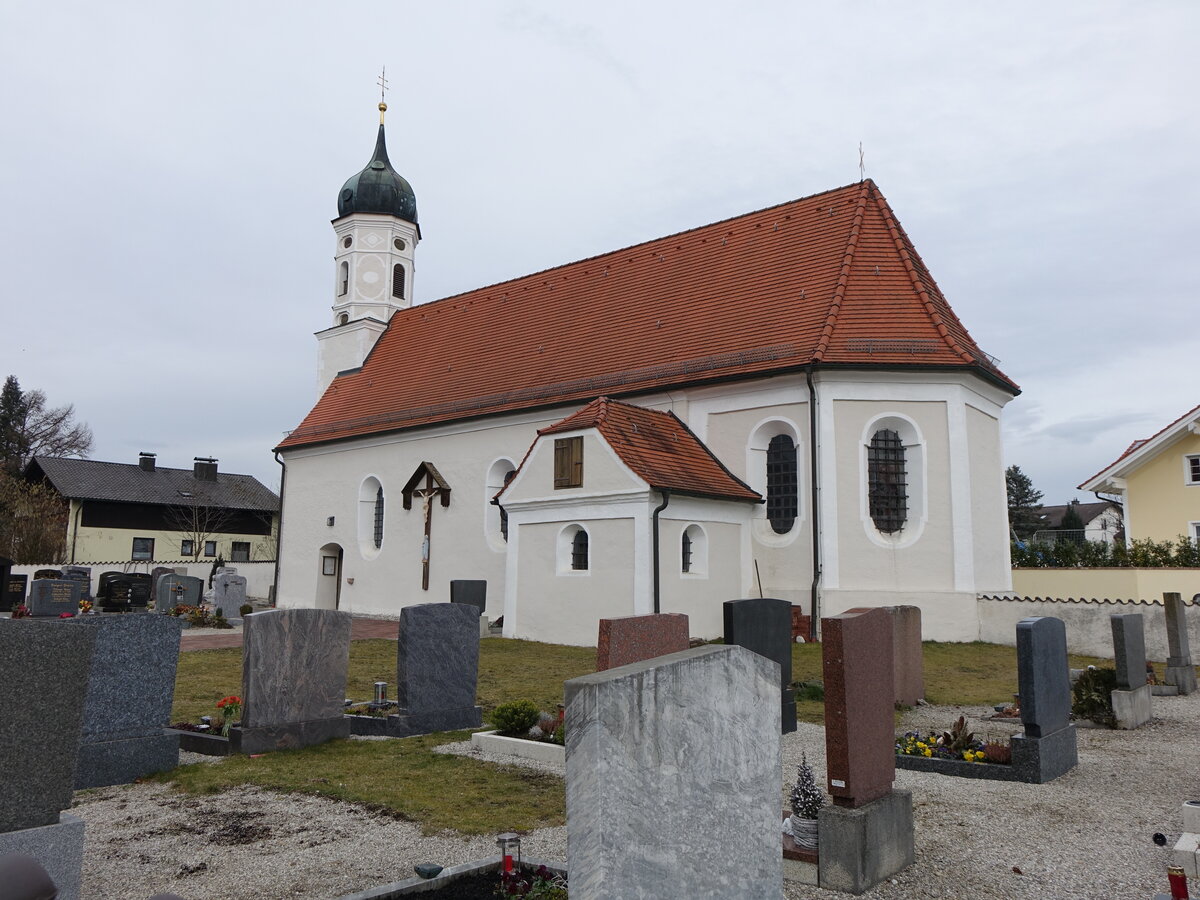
[806,365,821,641]
[70,500,83,564]
[651,489,671,614]
[272,450,287,608]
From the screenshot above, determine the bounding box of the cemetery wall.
[1010,567,1200,605]
[977,592,1200,659]
[10,561,276,602]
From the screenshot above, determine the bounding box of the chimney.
[193,457,219,482]
[138,452,157,472]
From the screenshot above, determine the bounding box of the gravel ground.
[73,697,1198,899]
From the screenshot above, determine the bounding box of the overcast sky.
[2,2,1196,508]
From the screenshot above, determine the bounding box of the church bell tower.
[316,90,420,396]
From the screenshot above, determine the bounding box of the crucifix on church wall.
[401,462,451,591]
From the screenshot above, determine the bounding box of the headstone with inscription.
[125,572,152,607]
[28,580,82,617]
[60,566,92,602]
[212,572,248,610]
[156,574,203,612]
[98,573,134,611]
[3,574,26,613]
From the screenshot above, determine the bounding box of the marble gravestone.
[724,597,796,733]
[0,620,97,900]
[68,615,184,788]
[384,603,482,737]
[212,571,248,611]
[231,609,353,755]
[1110,613,1152,729]
[156,574,203,612]
[28,580,81,617]
[565,645,782,900]
[1164,593,1197,694]
[1011,616,1077,783]
[596,613,690,671]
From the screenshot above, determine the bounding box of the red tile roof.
[532,397,760,502]
[1078,402,1200,488]
[279,180,1016,450]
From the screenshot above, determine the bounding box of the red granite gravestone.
[790,606,811,641]
[887,605,924,707]
[821,607,895,808]
[596,613,690,671]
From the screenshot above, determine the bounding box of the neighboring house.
[25,453,280,564]
[274,109,1020,644]
[1079,403,1200,545]
[1032,499,1123,545]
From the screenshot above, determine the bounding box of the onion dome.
[337,105,417,224]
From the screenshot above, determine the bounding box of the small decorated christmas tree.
[790,752,825,820]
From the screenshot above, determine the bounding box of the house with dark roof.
[274,108,1019,643]
[1080,403,1200,545]
[27,453,279,565]
[1031,500,1123,545]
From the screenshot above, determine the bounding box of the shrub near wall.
[1011,537,1200,569]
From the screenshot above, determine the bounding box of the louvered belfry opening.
[766,433,797,534]
[868,429,907,533]
[392,264,405,299]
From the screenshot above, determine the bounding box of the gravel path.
[73,697,1199,899]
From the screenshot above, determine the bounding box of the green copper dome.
[337,123,418,224]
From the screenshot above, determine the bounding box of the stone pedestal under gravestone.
[156,574,203,612]
[596,613,690,671]
[1011,617,1077,784]
[887,605,924,707]
[819,607,914,894]
[230,609,352,754]
[724,597,796,733]
[0,621,96,900]
[1164,593,1197,694]
[28,579,81,617]
[383,603,481,737]
[565,645,782,900]
[67,615,184,788]
[212,572,248,611]
[1110,613,1152,729]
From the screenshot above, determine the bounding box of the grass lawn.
[163,635,1117,834]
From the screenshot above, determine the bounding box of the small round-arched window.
[557,524,591,574]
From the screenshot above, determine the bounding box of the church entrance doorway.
[317,543,343,610]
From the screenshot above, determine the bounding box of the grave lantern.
[495,832,521,874]
[373,681,388,705]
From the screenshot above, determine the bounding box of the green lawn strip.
[476,637,595,716]
[173,647,243,724]
[153,731,564,835]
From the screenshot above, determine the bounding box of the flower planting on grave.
[491,700,564,744]
[895,715,1003,764]
[787,752,825,851]
[498,862,568,898]
[216,694,241,736]
[1071,665,1117,728]
[78,598,93,614]
[169,604,234,629]
[10,603,29,618]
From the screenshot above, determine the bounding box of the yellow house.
[1079,403,1200,545]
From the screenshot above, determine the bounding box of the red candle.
[503,854,513,873]
[1168,864,1189,900]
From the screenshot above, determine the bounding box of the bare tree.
[166,491,235,560]
[0,376,93,475]
[0,470,67,562]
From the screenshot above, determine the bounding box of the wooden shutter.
[554,436,583,488]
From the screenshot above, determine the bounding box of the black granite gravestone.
[1011,616,1077,783]
[3,573,26,613]
[723,597,796,733]
[450,580,487,616]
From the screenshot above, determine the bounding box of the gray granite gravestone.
[28,580,81,617]
[723,597,796,733]
[67,615,184,788]
[212,572,248,610]
[1110,613,1152,729]
[0,620,96,899]
[382,603,481,737]
[565,645,782,900]
[156,574,203,612]
[1011,616,1077,782]
[1164,593,1197,694]
[60,566,92,602]
[231,609,352,754]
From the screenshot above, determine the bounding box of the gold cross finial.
[377,67,389,122]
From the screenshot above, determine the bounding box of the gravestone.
[4,573,26,612]
[212,571,248,611]
[381,603,481,737]
[887,605,924,707]
[97,573,134,611]
[596,613,690,671]
[1011,616,1077,783]
[231,609,352,754]
[1110,613,1152,729]
[565,645,782,899]
[1164,593,1197,694]
[60,566,92,602]
[150,566,174,590]
[125,572,152,607]
[0,557,11,611]
[723,597,796,733]
[0,620,97,899]
[28,580,81,617]
[156,574,203,612]
[449,580,487,615]
[32,569,61,580]
[819,607,914,894]
[67,615,184,788]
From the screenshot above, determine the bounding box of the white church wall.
[658,516,744,638]
[966,401,1013,594]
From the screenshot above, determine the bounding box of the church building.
[274,104,1019,644]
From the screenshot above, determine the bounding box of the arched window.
[392,264,405,300]
[373,486,385,548]
[499,469,515,541]
[868,429,907,533]
[766,433,798,534]
[571,529,589,571]
[681,530,692,573]
[339,261,349,296]
[680,524,708,576]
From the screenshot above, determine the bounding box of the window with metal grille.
[373,486,385,548]
[571,529,589,570]
[766,433,798,534]
[681,530,693,572]
[392,264,405,300]
[868,429,908,533]
[554,437,583,488]
[500,469,515,541]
